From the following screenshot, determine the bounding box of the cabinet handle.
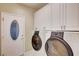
[64,25,66,30]
[61,26,65,30]
[35,28,37,30]
[43,27,46,30]
[61,26,62,30]
[2,54,5,56]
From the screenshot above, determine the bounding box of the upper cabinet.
[34,4,51,30]
[66,4,79,30]
[51,3,66,30]
[34,3,79,31]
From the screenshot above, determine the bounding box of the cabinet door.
[51,3,61,30]
[51,3,66,30]
[66,4,79,30]
[34,4,51,30]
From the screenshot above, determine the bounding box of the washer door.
[32,31,42,51]
[45,37,73,56]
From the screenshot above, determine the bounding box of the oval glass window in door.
[10,20,19,40]
[45,37,73,56]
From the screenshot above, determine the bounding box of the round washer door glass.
[45,37,73,56]
[10,20,19,40]
[32,31,42,51]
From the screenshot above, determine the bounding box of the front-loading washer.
[45,31,73,56]
[25,31,79,56]
[31,30,47,56]
[25,30,47,56]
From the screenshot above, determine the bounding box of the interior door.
[1,12,25,56]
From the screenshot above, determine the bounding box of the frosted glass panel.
[10,20,19,40]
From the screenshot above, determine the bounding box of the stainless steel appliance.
[45,32,73,56]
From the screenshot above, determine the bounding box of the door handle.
[2,54,5,56]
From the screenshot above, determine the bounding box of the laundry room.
[0,3,79,56]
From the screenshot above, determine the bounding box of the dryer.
[45,31,73,56]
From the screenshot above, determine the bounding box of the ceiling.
[22,3,47,11]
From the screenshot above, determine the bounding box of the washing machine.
[25,30,79,56]
[1,12,25,56]
[25,30,47,56]
[45,31,73,56]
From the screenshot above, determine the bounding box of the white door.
[1,12,25,56]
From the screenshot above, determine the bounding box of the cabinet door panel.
[34,4,51,30]
[66,4,79,30]
[51,3,65,30]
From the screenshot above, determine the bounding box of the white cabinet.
[51,3,66,30]
[34,3,66,30]
[34,3,79,31]
[66,4,79,30]
[51,3,79,30]
[34,4,51,30]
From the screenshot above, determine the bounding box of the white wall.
[0,3,34,52]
